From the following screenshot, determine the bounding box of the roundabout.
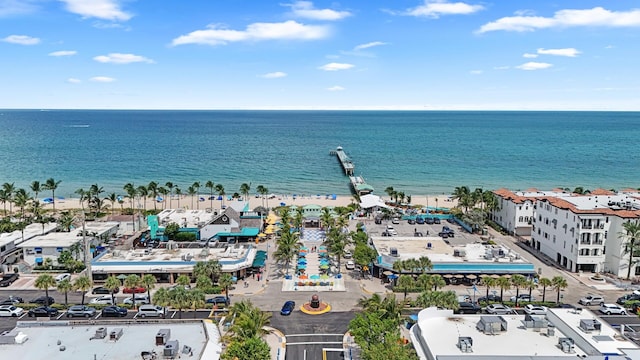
[300,294,332,315]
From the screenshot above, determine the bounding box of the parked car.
[510,294,535,303]
[391,218,400,224]
[0,296,23,305]
[477,295,503,303]
[206,296,230,307]
[433,218,441,224]
[66,305,97,318]
[578,294,605,306]
[28,306,59,317]
[425,217,435,224]
[92,286,119,295]
[123,286,146,294]
[123,294,150,305]
[345,260,355,270]
[30,296,55,305]
[385,226,398,236]
[101,306,128,317]
[485,304,514,315]
[599,303,627,315]
[0,305,24,317]
[407,218,416,225]
[136,304,165,318]
[90,296,115,305]
[55,273,71,283]
[280,300,296,316]
[617,293,640,305]
[456,302,481,314]
[415,217,425,225]
[524,304,548,315]
[0,273,19,287]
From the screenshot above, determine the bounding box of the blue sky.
[1,0,640,110]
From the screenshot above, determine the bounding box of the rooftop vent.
[579,319,601,333]
[558,337,575,353]
[164,340,180,357]
[109,328,123,341]
[390,248,399,257]
[523,314,548,330]
[156,329,171,346]
[90,327,107,340]
[476,316,508,334]
[458,336,473,353]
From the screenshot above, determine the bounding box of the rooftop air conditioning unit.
[558,338,575,353]
[390,248,399,257]
[457,337,473,353]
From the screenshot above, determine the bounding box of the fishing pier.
[330,146,374,196]
[330,146,354,176]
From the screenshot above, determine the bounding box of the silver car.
[485,304,514,315]
[66,305,97,318]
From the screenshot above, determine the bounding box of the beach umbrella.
[319,260,330,265]
[319,264,329,269]
[257,233,266,238]
[297,264,307,269]
[310,274,320,280]
[388,274,399,280]
[298,252,306,258]
[297,259,307,264]
[320,274,330,279]
[299,274,308,280]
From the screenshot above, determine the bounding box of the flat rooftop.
[92,243,256,272]
[372,237,533,271]
[0,223,58,248]
[157,209,216,228]
[0,321,210,360]
[16,222,119,249]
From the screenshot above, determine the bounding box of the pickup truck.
[0,273,19,287]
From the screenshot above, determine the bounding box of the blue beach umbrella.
[310,274,320,280]
[298,252,306,257]
[297,259,307,264]
[297,264,307,269]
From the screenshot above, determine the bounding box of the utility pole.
[82,213,92,278]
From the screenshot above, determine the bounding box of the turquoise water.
[0,110,638,198]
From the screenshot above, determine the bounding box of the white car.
[485,304,514,315]
[123,295,150,305]
[55,273,71,283]
[345,260,355,270]
[0,305,25,317]
[524,304,548,315]
[578,294,605,306]
[385,226,398,236]
[600,303,627,315]
[90,296,114,305]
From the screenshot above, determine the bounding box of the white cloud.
[89,76,115,82]
[286,1,351,21]
[49,50,77,57]
[354,41,387,51]
[318,62,354,71]
[478,7,640,33]
[469,70,483,75]
[327,85,345,91]
[0,0,39,17]
[405,0,484,18]
[2,34,40,45]
[60,0,132,21]
[523,53,538,58]
[93,53,154,64]
[516,62,553,70]
[171,20,330,46]
[537,47,581,57]
[66,78,81,83]
[260,71,287,79]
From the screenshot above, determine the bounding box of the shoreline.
[42,194,458,212]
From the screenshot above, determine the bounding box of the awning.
[252,257,266,267]
[382,271,394,276]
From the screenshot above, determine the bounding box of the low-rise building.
[410,307,639,359]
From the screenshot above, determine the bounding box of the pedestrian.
[252,272,255,279]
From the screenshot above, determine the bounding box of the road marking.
[56,313,65,320]
[286,341,343,346]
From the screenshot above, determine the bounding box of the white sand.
[46,194,457,212]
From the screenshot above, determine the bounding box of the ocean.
[0,110,638,199]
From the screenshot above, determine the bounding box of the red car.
[123,286,146,294]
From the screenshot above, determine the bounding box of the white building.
[532,190,640,275]
[0,223,57,269]
[492,188,571,236]
[410,307,640,359]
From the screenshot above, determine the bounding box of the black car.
[433,218,441,224]
[30,296,55,305]
[407,218,416,225]
[0,296,23,306]
[477,295,502,303]
[28,306,59,317]
[0,273,19,287]
[617,293,640,305]
[206,296,230,307]
[415,217,425,225]
[101,306,128,317]
[92,286,119,295]
[425,217,435,224]
[456,302,481,314]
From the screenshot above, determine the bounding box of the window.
[34,247,42,254]
[580,249,589,256]
[635,267,640,276]
[0,245,5,252]
[592,249,599,256]
[519,216,523,222]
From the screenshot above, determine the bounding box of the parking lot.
[366,216,481,247]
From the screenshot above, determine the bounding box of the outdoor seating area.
[282,244,346,291]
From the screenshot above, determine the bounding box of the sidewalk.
[360,277,394,295]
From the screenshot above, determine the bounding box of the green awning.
[252,257,266,267]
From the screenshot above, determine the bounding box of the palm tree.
[169,286,190,319]
[620,221,640,280]
[416,290,458,310]
[105,275,121,305]
[165,182,175,208]
[141,274,157,302]
[239,183,251,202]
[158,186,168,210]
[73,275,92,305]
[384,186,395,202]
[552,275,568,304]
[13,188,31,220]
[124,274,142,307]
[175,186,182,207]
[57,278,73,307]
[430,274,446,291]
[496,276,511,304]
[147,181,159,211]
[2,182,16,214]
[75,187,88,214]
[193,259,222,283]
[0,188,10,215]
[105,193,118,215]
[137,185,148,216]
[187,185,197,209]
[188,289,205,318]
[218,273,234,304]
[539,277,552,303]
[30,180,42,201]
[153,287,171,308]
[205,180,215,210]
[192,181,201,209]
[256,185,268,210]
[417,256,433,274]
[274,229,300,275]
[511,274,527,307]
[358,293,384,312]
[123,183,137,231]
[396,274,415,303]
[215,184,225,207]
[195,275,213,290]
[176,274,191,288]
[43,178,61,213]
[35,274,56,305]
[480,276,496,302]
[416,274,432,292]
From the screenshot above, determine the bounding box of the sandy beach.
[46,194,458,212]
